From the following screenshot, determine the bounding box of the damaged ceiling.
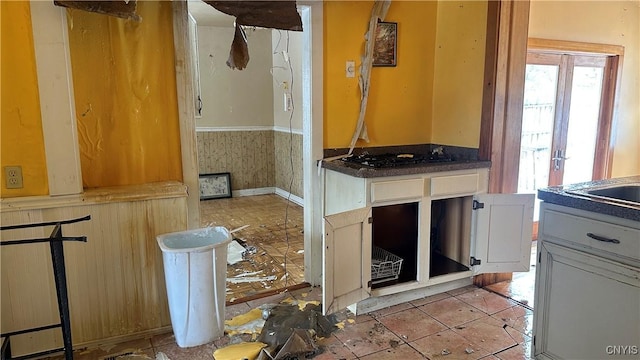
[54,0,303,70]
[202,1,302,31]
[54,0,141,21]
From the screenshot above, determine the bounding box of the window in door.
[517,50,617,224]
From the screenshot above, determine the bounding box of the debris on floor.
[257,329,317,360]
[218,297,346,359]
[225,308,266,338]
[155,353,171,360]
[213,342,268,360]
[227,240,247,265]
[227,270,278,284]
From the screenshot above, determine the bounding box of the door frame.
[172,1,325,286]
[477,1,624,285]
[527,38,624,181]
[477,0,530,286]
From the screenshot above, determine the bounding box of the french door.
[517,51,616,226]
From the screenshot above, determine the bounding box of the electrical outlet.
[5,166,23,189]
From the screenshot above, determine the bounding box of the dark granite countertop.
[322,158,491,178]
[321,144,491,178]
[537,176,640,221]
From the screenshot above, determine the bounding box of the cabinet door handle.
[587,232,620,244]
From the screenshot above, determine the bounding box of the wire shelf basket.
[371,246,403,285]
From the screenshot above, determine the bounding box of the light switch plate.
[346,61,356,78]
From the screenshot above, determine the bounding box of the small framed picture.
[373,21,397,67]
[199,172,232,200]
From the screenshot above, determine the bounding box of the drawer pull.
[586,233,620,244]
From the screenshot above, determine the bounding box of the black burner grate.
[341,152,453,168]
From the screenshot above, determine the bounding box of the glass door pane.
[562,66,603,185]
[518,64,558,221]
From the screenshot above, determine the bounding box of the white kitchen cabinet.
[322,168,534,314]
[533,203,640,360]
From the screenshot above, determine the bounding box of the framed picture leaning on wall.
[199,172,232,200]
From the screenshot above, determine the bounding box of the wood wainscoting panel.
[0,182,187,356]
[275,130,303,199]
[0,210,61,355]
[197,130,276,191]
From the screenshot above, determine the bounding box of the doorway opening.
[186,2,316,303]
[517,46,619,236]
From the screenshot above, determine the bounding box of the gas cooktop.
[341,152,454,168]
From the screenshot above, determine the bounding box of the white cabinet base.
[534,203,640,360]
[323,168,534,315]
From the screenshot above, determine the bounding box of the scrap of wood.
[230,224,251,233]
[348,0,392,154]
[54,0,141,21]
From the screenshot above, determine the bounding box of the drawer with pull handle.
[540,208,640,264]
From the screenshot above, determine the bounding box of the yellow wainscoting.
[0,182,188,356]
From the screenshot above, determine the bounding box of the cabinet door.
[534,242,640,359]
[323,207,372,315]
[472,193,534,274]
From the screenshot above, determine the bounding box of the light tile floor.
[41,197,538,360]
[484,241,537,309]
[48,285,533,359]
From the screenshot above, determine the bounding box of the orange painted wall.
[67,1,182,188]
[323,1,438,149]
[0,1,49,198]
[431,1,487,148]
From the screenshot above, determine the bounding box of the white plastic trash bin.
[157,226,231,348]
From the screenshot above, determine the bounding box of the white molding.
[273,126,303,135]
[229,187,303,207]
[275,188,304,207]
[299,2,324,286]
[173,1,201,230]
[30,1,83,196]
[232,187,275,197]
[196,126,274,132]
[196,126,303,135]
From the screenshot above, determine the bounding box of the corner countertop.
[537,176,640,221]
[321,158,491,178]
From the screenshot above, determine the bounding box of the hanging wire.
[283,31,295,288]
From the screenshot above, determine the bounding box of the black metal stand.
[1,215,90,360]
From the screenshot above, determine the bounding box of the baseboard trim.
[232,187,276,197]
[274,188,304,207]
[231,187,304,207]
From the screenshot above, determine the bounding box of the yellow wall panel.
[431,1,487,148]
[0,1,49,197]
[323,1,438,149]
[67,1,182,188]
